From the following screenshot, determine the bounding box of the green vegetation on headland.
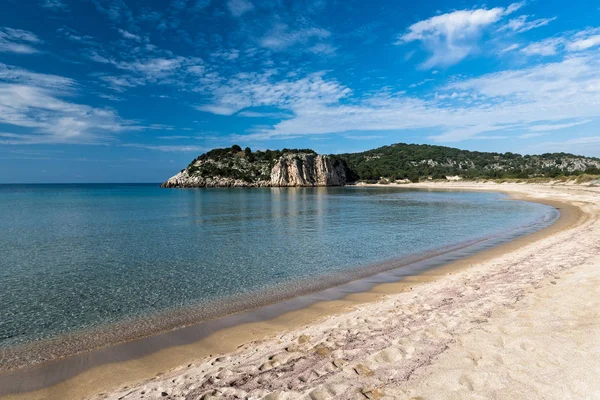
[337,143,600,182]
[171,143,600,185]
[182,145,321,184]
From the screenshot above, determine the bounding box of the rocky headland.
[162,143,600,188]
[161,146,348,188]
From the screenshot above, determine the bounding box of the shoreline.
[0,191,557,373]
[0,183,588,400]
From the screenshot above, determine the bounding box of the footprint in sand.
[369,347,407,364]
[458,373,475,391]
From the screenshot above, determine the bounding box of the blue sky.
[1,0,600,182]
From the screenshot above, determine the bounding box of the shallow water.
[0,184,555,350]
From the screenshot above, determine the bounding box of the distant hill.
[162,143,600,187]
[337,143,600,182]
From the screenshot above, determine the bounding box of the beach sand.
[3,182,599,400]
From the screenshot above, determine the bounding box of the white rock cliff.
[161,153,347,188]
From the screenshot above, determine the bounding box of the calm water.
[0,184,555,349]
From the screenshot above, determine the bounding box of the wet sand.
[1,182,596,400]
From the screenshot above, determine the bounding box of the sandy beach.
[3,182,600,400]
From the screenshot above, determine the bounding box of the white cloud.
[504,2,525,15]
[521,38,563,56]
[0,85,129,144]
[344,135,385,140]
[237,110,292,118]
[520,27,600,57]
[123,144,206,152]
[40,0,69,10]
[116,57,188,79]
[567,35,600,51]
[309,43,336,55]
[227,0,254,17]
[0,27,41,54]
[500,43,520,53]
[533,136,600,155]
[211,53,600,148]
[396,3,522,68]
[560,136,600,145]
[57,27,97,45]
[99,75,147,91]
[118,29,142,42]
[527,120,592,132]
[409,78,434,88]
[0,64,144,145]
[210,48,240,61]
[98,93,124,102]
[519,132,547,139]
[259,24,330,52]
[195,104,239,116]
[91,0,134,25]
[196,71,351,117]
[500,15,556,33]
[93,53,206,90]
[156,135,192,140]
[0,63,74,89]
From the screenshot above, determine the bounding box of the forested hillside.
[166,143,600,187]
[337,143,600,182]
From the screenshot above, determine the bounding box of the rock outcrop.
[270,153,347,187]
[160,172,273,188]
[161,148,347,188]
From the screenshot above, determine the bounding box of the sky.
[1,0,600,183]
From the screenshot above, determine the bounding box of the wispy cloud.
[91,0,135,25]
[123,143,206,152]
[215,52,600,147]
[0,27,41,54]
[521,37,563,55]
[396,3,522,68]
[8,0,600,159]
[0,63,74,89]
[237,110,293,118]
[196,71,351,116]
[93,52,206,90]
[527,120,592,132]
[227,0,254,17]
[500,15,556,33]
[118,29,143,42]
[210,48,240,61]
[0,64,143,145]
[260,24,331,52]
[500,43,520,53]
[520,27,600,57]
[309,43,336,55]
[40,0,69,10]
[567,28,600,51]
[344,135,385,140]
[156,135,193,140]
[57,27,97,46]
[518,132,547,139]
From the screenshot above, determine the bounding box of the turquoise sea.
[0,184,557,352]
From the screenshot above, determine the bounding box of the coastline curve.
[0,188,580,400]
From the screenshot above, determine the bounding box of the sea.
[0,184,558,354]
